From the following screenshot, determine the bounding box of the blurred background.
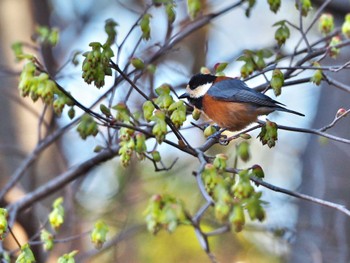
[1,0,350,262]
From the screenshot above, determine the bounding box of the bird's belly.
[202,97,259,131]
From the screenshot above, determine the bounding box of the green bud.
[147,64,157,74]
[11,42,24,61]
[0,208,8,240]
[48,28,59,46]
[258,120,278,148]
[251,164,264,179]
[135,133,147,153]
[77,114,99,139]
[203,125,216,137]
[151,151,161,162]
[319,13,334,35]
[155,84,171,95]
[214,202,230,222]
[140,14,152,40]
[214,62,228,73]
[246,197,265,221]
[93,145,104,153]
[295,0,312,17]
[213,153,228,171]
[329,36,341,58]
[342,14,350,38]
[91,220,109,249]
[274,23,290,46]
[57,250,78,263]
[270,69,284,96]
[100,104,112,117]
[237,141,250,162]
[49,197,65,231]
[311,69,323,86]
[68,107,75,119]
[104,19,118,45]
[233,180,254,199]
[16,244,36,263]
[255,56,266,70]
[166,3,176,24]
[240,60,254,78]
[143,100,155,122]
[40,229,54,251]
[131,57,145,70]
[267,0,281,13]
[192,108,201,120]
[187,0,201,19]
[230,205,245,232]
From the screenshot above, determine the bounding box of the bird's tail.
[275,106,305,116]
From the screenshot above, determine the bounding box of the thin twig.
[250,176,350,217]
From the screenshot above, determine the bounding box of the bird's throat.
[189,96,203,110]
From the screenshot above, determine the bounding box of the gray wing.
[207,78,284,107]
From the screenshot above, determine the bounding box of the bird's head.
[179,74,217,100]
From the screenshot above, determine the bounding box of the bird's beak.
[179,93,189,99]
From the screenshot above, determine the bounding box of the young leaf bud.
[40,229,54,251]
[135,133,147,153]
[275,24,290,46]
[192,108,201,120]
[214,202,230,222]
[130,57,145,70]
[16,244,36,263]
[151,151,161,162]
[295,0,312,17]
[230,205,245,232]
[237,141,250,162]
[91,220,109,249]
[310,69,323,86]
[0,208,8,240]
[203,125,217,138]
[329,36,341,58]
[100,104,112,117]
[57,250,79,263]
[143,101,155,122]
[49,197,65,231]
[214,62,228,73]
[166,3,176,24]
[140,14,152,40]
[319,13,334,35]
[270,69,284,96]
[213,153,228,171]
[342,14,350,38]
[187,0,201,20]
[267,0,281,13]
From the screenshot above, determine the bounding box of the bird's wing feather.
[207,79,284,107]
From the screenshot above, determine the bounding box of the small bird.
[179,73,304,131]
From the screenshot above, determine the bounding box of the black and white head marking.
[186,74,217,98]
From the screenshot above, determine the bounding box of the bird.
[179,73,304,131]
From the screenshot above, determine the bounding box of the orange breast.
[202,95,260,131]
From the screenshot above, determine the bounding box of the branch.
[250,176,350,217]
[7,145,119,215]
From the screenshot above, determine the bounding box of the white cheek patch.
[187,82,212,98]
